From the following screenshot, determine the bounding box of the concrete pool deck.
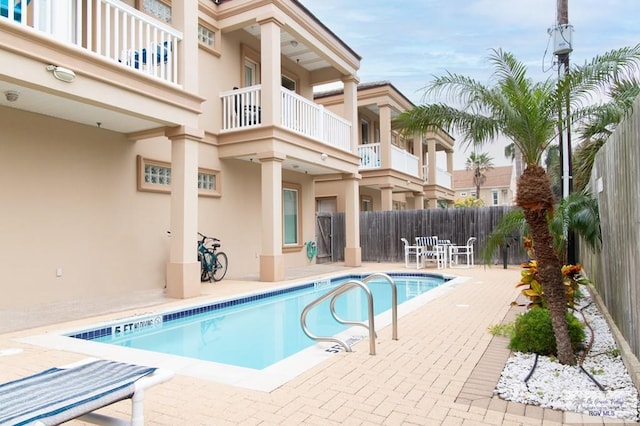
[0,263,633,425]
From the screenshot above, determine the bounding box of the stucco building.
[1,0,366,305]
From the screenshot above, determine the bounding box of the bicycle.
[197,232,228,282]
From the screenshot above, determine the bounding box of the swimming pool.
[70,273,446,370]
[18,271,462,391]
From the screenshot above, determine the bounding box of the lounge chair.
[0,358,173,426]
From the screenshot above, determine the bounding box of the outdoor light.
[320,153,328,161]
[4,90,18,102]
[46,65,76,83]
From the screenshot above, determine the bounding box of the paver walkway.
[0,263,633,425]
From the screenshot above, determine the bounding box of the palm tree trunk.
[523,208,575,365]
[517,165,576,365]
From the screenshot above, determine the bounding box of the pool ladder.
[300,272,398,355]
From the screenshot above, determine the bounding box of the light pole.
[551,0,576,264]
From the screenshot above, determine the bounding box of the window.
[244,59,258,87]
[361,197,372,212]
[460,192,467,197]
[198,23,217,51]
[139,0,171,23]
[283,184,300,246]
[137,156,221,197]
[492,189,499,206]
[361,120,369,144]
[281,74,296,91]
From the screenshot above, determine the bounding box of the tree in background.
[393,45,640,365]
[465,152,494,200]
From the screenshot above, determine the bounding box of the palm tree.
[465,152,494,200]
[393,46,640,365]
[573,78,640,191]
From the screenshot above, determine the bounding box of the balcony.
[1,0,182,85]
[423,165,452,189]
[220,86,352,152]
[356,143,420,178]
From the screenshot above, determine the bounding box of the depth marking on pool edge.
[324,335,365,353]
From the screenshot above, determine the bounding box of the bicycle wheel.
[200,251,214,282]
[212,252,228,281]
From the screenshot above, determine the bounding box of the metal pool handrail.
[361,272,398,341]
[300,273,398,355]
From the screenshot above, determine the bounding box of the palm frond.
[479,209,528,265]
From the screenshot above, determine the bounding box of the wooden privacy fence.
[322,206,527,265]
[580,94,640,361]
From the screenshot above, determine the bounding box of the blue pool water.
[69,273,447,370]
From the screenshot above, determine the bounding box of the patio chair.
[416,236,443,268]
[401,237,421,269]
[0,358,173,426]
[449,237,476,268]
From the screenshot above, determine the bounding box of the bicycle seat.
[213,243,221,249]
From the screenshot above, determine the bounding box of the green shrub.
[509,308,585,355]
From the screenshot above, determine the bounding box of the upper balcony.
[220,86,351,153]
[0,0,203,134]
[423,165,452,189]
[1,0,181,86]
[357,143,420,177]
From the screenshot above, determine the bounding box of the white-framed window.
[244,59,258,87]
[137,156,221,197]
[198,23,216,50]
[460,192,467,197]
[492,189,499,206]
[283,183,300,246]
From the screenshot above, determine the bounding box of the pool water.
[74,274,446,370]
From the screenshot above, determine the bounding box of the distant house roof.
[453,166,513,190]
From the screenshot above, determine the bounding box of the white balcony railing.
[1,0,182,85]
[357,143,381,168]
[423,165,452,189]
[391,145,419,177]
[220,87,352,152]
[357,143,419,177]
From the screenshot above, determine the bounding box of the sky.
[300,0,640,169]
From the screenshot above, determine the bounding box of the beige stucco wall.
[1,105,323,308]
[1,107,170,307]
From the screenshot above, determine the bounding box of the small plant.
[488,323,515,337]
[608,348,621,357]
[509,308,585,355]
[514,236,591,309]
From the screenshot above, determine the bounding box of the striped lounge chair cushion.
[0,360,156,426]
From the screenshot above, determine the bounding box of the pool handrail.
[361,272,398,341]
[300,279,376,355]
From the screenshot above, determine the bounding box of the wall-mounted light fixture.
[4,90,19,102]
[46,65,75,83]
[290,40,299,48]
[320,153,328,161]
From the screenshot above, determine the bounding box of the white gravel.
[494,294,640,421]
